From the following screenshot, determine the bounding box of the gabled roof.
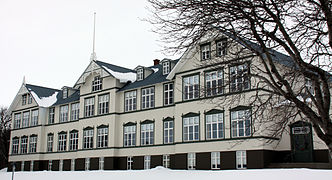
[52,90,80,106]
[25,84,60,107]
[95,60,135,73]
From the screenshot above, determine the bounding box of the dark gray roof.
[25,84,60,99]
[95,60,135,73]
[52,90,80,106]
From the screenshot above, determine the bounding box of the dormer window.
[201,43,211,60]
[163,61,170,75]
[216,38,227,56]
[137,68,144,81]
[92,76,102,92]
[63,88,68,99]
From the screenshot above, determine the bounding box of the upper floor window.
[201,43,211,60]
[164,120,174,144]
[63,88,68,99]
[98,94,109,115]
[83,128,94,149]
[20,136,28,154]
[69,130,78,151]
[12,138,19,154]
[31,109,38,126]
[205,70,223,97]
[71,103,79,121]
[97,126,108,148]
[164,83,174,106]
[58,132,67,151]
[183,75,199,100]
[84,97,95,117]
[231,109,251,138]
[29,135,37,153]
[137,68,144,81]
[142,87,155,109]
[49,107,55,124]
[206,112,224,140]
[60,105,69,123]
[47,134,53,152]
[163,61,170,75]
[22,111,30,128]
[183,116,199,141]
[125,91,136,112]
[230,63,250,92]
[141,122,154,145]
[216,39,227,56]
[124,124,136,147]
[14,113,21,129]
[28,94,33,104]
[22,94,27,105]
[92,76,102,92]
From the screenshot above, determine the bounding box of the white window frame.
[144,155,151,169]
[124,125,136,147]
[48,160,52,171]
[141,123,154,145]
[14,113,21,129]
[231,109,251,138]
[71,103,79,121]
[137,68,143,81]
[205,70,223,97]
[12,138,19,154]
[47,134,53,152]
[206,113,224,140]
[187,153,196,170]
[164,83,174,106]
[183,75,199,100]
[21,161,24,171]
[142,87,155,109]
[22,111,30,128]
[99,157,104,170]
[305,78,315,95]
[69,131,78,151]
[125,91,137,112]
[230,63,250,92]
[63,88,68,99]
[22,94,27,105]
[98,94,109,115]
[97,127,108,148]
[59,159,63,171]
[58,133,67,151]
[28,94,33,104]
[30,161,34,171]
[83,129,94,149]
[163,61,170,75]
[236,150,247,169]
[163,154,170,168]
[31,109,38,126]
[92,76,102,92]
[84,97,95,117]
[183,116,199,141]
[71,159,75,171]
[20,137,28,154]
[85,158,90,171]
[163,120,174,144]
[201,44,211,60]
[49,107,55,124]
[216,39,227,56]
[127,156,133,170]
[211,152,221,169]
[29,136,37,153]
[60,105,69,123]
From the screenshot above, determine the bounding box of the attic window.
[22,94,27,105]
[201,43,211,60]
[28,94,33,104]
[137,68,144,81]
[63,88,68,99]
[216,38,227,56]
[92,76,102,92]
[163,61,170,75]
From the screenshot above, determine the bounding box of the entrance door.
[290,121,313,162]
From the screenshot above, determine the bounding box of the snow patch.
[30,90,58,107]
[151,68,159,73]
[102,66,136,83]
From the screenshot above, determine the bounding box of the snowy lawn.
[0,167,331,180]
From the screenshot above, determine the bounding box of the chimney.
[153,59,160,65]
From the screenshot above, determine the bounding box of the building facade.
[7,34,330,171]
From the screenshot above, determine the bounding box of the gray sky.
[0,0,178,107]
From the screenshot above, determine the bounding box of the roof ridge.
[25,83,60,92]
[95,60,134,72]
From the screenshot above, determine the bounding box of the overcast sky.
[0,0,179,107]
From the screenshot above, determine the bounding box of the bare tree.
[147,0,332,161]
[0,107,11,169]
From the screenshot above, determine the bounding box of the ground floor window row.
[9,151,248,171]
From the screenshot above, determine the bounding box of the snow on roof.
[102,65,136,83]
[30,91,59,107]
[151,68,159,73]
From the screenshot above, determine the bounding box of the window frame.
[28,94,33,104]
[71,102,79,121]
[69,130,79,151]
[58,132,67,152]
[29,135,37,153]
[162,61,170,75]
[83,128,94,149]
[183,74,200,101]
[205,110,224,140]
[22,111,30,128]
[144,155,151,169]
[163,154,170,168]
[59,105,69,123]
[236,150,247,169]
[141,86,155,109]
[230,108,251,138]
[127,156,133,170]
[200,43,211,60]
[216,38,227,57]
[30,109,39,126]
[187,152,196,170]
[229,63,250,93]
[49,107,55,124]
[163,119,174,144]
[12,137,19,154]
[205,69,224,97]
[124,90,137,112]
[137,68,144,81]
[98,94,110,115]
[183,114,200,142]
[84,97,95,117]
[22,94,27,106]
[140,122,154,146]
[97,126,108,148]
[211,152,221,169]
[20,136,28,154]
[123,123,136,147]
[47,133,53,152]
[92,76,102,92]
[14,113,21,129]
[163,83,174,106]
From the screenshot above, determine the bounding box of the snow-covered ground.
[0,167,331,180]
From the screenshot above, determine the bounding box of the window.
[29,136,37,153]
[14,113,21,129]
[58,133,67,151]
[206,112,224,140]
[183,75,199,100]
[230,63,250,92]
[183,116,199,141]
[124,125,136,147]
[48,160,52,171]
[22,94,27,105]
[28,94,33,104]
[30,161,34,171]
[125,91,136,112]
[60,105,69,123]
[84,97,95,117]
[31,110,38,126]
[205,70,223,96]
[99,157,104,170]
[83,128,94,149]
[292,126,310,134]
[201,44,211,60]
[22,111,29,128]
[164,120,174,144]
[163,61,170,75]
[211,152,220,169]
[163,154,170,168]
[63,88,68,99]
[305,78,314,95]
[49,108,55,124]
[97,126,108,148]
[137,68,143,81]
[236,151,247,169]
[187,153,196,170]
[69,131,78,151]
[216,39,227,56]
[164,83,174,106]
[92,76,102,92]
[12,138,19,154]
[231,109,251,138]
[71,103,79,121]
[127,156,133,170]
[142,87,155,109]
[20,137,28,154]
[98,94,109,115]
[71,159,75,171]
[47,134,53,152]
[85,158,90,171]
[141,123,154,145]
[144,155,151,169]
[59,160,63,171]
[21,161,24,171]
